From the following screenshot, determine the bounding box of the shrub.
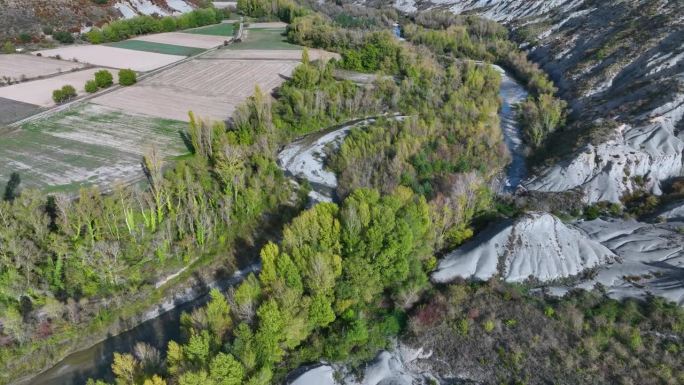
[91,0,108,4]
[118,69,137,86]
[2,41,15,54]
[52,84,77,103]
[94,70,113,88]
[42,26,54,35]
[85,29,105,44]
[85,80,98,93]
[19,33,32,43]
[53,31,75,44]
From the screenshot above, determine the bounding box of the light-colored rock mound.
[572,218,684,305]
[655,200,684,222]
[287,345,435,385]
[432,212,616,283]
[288,365,336,385]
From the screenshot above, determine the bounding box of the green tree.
[85,79,98,93]
[209,353,244,385]
[118,69,137,86]
[3,172,21,201]
[95,69,114,88]
[205,289,232,340]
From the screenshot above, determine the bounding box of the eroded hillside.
[0,0,203,40]
[393,0,684,204]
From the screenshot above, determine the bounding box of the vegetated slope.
[392,0,684,204]
[0,0,201,41]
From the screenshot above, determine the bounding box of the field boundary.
[6,22,244,130]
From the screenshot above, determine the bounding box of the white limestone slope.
[288,344,435,385]
[394,0,582,20]
[571,218,684,305]
[114,0,195,19]
[524,113,684,203]
[432,212,616,283]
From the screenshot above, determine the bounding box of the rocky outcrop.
[0,0,198,40]
[521,0,684,203]
[393,0,581,21]
[287,344,437,385]
[432,212,616,283]
[655,200,684,222]
[570,217,684,305]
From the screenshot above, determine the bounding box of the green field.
[0,104,188,193]
[229,27,300,50]
[186,23,235,36]
[106,40,205,56]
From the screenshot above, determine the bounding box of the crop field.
[105,40,205,57]
[247,22,288,29]
[0,103,188,193]
[33,45,185,71]
[0,97,41,125]
[205,48,340,61]
[0,54,86,83]
[93,58,298,122]
[0,67,107,107]
[132,32,230,49]
[230,27,300,50]
[186,22,235,36]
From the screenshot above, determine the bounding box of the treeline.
[406,11,568,150]
[236,0,308,22]
[0,99,294,380]
[85,8,224,44]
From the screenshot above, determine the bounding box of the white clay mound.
[432,212,616,283]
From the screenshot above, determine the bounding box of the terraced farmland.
[0,54,86,84]
[33,45,184,71]
[93,58,298,122]
[105,40,205,57]
[0,104,188,193]
[0,67,109,107]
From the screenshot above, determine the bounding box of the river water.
[24,65,529,385]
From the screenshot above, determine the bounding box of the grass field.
[230,28,300,50]
[0,104,188,193]
[187,23,235,36]
[106,40,205,57]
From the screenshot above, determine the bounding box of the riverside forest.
[0,1,683,385]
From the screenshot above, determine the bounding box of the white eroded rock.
[289,365,336,385]
[432,212,616,283]
[572,218,684,305]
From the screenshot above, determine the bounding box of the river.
[24,66,529,385]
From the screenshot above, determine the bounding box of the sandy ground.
[0,68,108,107]
[247,22,288,29]
[132,32,231,49]
[33,45,184,71]
[206,48,340,61]
[93,58,297,122]
[0,54,86,82]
